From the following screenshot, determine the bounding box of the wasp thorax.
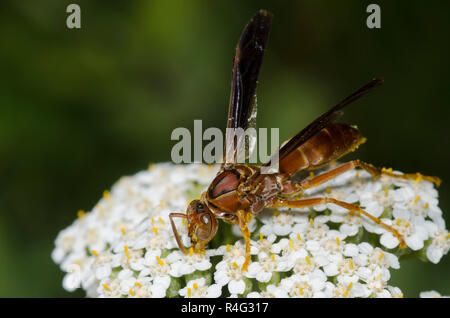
[186,199,218,250]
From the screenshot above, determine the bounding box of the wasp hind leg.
[296,160,441,192]
[272,197,407,248]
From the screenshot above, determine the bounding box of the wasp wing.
[223,10,272,167]
[263,78,383,169]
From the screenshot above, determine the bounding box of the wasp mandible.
[169,9,441,271]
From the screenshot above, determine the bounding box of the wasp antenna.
[169,213,189,255]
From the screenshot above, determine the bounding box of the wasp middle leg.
[271,197,407,248]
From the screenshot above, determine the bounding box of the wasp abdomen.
[279,123,366,175]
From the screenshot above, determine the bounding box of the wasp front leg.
[237,210,252,271]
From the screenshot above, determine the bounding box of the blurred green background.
[0,0,449,297]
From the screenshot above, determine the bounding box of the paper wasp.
[169,9,441,271]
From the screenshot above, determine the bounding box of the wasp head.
[186,200,218,251]
[169,199,218,254]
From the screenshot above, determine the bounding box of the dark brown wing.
[263,78,383,168]
[224,9,272,166]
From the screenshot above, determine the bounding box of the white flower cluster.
[420,290,449,298]
[52,163,449,298]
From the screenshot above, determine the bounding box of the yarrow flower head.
[52,162,449,297]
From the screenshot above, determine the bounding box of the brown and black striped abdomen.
[279,123,366,175]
